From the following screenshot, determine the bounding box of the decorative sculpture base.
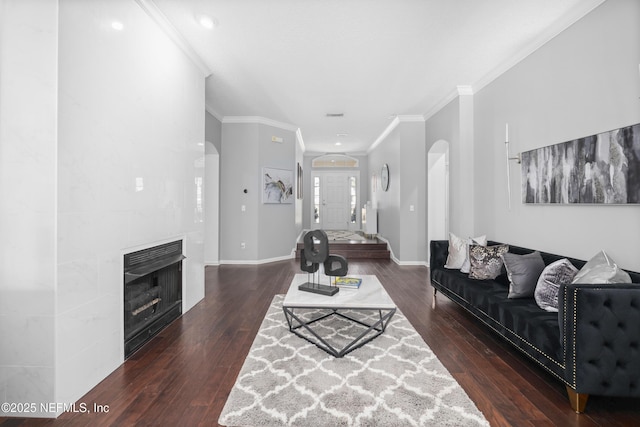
[298,282,339,296]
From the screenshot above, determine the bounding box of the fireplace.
[123,240,185,358]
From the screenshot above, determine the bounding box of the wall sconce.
[504,124,521,211]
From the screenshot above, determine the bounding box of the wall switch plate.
[409,205,415,212]
[241,242,246,249]
[241,205,246,212]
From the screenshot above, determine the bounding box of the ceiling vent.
[325,113,344,117]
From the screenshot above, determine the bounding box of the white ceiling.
[153,0,604,154]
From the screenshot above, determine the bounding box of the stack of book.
[334,277,362,289]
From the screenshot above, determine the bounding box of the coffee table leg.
[337,308,395,357]
[282,306,396,358]
[283,307,342,357]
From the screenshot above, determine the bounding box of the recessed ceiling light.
[335,142,342,146]
[111,21,124,31]
[197,14,217,30]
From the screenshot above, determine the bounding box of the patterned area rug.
[324,230,366,241]
[219,295,488,426]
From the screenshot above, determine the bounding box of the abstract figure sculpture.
[299,230,348,296]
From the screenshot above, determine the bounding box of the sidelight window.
[349,176,357,223]
[313,176,320,223]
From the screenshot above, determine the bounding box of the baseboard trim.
[377,235,427,267]
[394,260,429,267]
[219,253,293,265]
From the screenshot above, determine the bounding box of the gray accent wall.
[220,122,298,262]
[220,123,260,261]
[425,95,475,240]
[368,121,426,264]
[257,124,297,260]
[205,110,222,154]
[455,0,639,270]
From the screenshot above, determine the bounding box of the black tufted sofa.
[429,240,640,413]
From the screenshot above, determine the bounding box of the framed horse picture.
[262,167,294,204]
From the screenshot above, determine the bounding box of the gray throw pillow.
[534,258,578,312]
[501,251,546,299]
[468,244,509,280]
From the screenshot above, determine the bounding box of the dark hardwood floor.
[2,259,639,426]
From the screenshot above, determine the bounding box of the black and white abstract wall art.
[521,123,640,204]
[263,167,294,204]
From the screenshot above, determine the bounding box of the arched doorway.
[428,140,449,260]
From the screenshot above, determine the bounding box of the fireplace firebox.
[124,240,185,358]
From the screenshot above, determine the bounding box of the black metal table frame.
[282,305,396,358]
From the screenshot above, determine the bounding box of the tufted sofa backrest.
[488,241,640,283]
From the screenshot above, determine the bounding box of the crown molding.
[423,0,605,122]
[457,85,474,96]
[397,114,426,122]
[423,89,460,122]
[222,116,298,132]
[135,0,212,77]
[205,104,224,122]
[423,86,473,122]
[296,128,306,153]
[368,116,399,154]
[367,114,425,154]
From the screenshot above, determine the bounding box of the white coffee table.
[282,274,396,357]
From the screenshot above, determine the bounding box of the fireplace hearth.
[124,240,185,358]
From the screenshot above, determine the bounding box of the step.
[295,242,390,260]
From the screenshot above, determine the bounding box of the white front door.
[324,174,349,229]
[311,171,360,231]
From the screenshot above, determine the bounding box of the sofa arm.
[429,240,449,274]
[559,282,640,397]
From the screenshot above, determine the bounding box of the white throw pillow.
[444,233,466,269]
[444,232,487,270]
[572,251,631,284]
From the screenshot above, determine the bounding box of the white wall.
[0,0,58,411]
[205,143,220,265]
[0,0,206,417]
[474,0,640,270]
[56,0,206,409]
[205,112,222,265]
